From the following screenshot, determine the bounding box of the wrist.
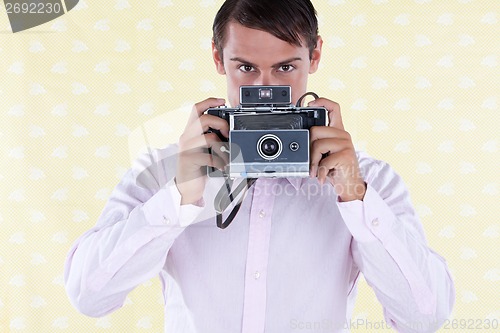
[181,196,205,207]
[175,177,204,205]
[337,181,366,202]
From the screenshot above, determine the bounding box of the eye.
[278,64,295,72]
[239,64,255,73]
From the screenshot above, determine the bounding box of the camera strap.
[214,177,256,229]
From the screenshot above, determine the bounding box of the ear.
[308,35,323,74]
[212,39,226,75]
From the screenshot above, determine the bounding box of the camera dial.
[257,134,283,160]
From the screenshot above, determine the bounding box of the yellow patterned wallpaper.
[0,1,498,332]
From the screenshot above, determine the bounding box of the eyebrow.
[229,57,303,68]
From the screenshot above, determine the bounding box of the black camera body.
[207,85,327,178]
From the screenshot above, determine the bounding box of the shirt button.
[163,215,170,225]
[254,271,260,280]
[259,210,265,218]
[371,218,379,227]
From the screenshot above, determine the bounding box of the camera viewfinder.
[259,88,272,99]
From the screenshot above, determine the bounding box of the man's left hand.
[308,98,366,202]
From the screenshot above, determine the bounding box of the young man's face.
[212,22,322,107]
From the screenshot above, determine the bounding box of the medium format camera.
[206,85,327,178]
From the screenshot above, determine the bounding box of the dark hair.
[212,0,319,58]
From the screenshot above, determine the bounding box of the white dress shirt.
[64,144,454,333]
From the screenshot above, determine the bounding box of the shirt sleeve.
[337,153,455,333]
[64,147,204,317]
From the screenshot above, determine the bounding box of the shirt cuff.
[142,178,205,228]
[337,184,397,243]
[337,184,436,314]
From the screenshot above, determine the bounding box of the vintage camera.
[206,85,327,178]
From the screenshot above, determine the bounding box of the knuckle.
[318,164,330,174]
[194,98,213,112]
[198,114,208,124]
[192,102,203,113]
[340,148,355,161]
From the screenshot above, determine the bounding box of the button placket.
[241,179,275,333]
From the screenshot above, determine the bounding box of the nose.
[254,72,277,86]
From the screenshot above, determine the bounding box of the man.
[65,1,455,332]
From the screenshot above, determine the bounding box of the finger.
[180,133,230,168]
[177,152,226,180]
[182,114,230,141]
[200,114,230,137]
[309,126,351,143]
[180,132,225,151]
[309,137,351,178]
[307,97,344,130]
[316,153,340,184]
[187,97,226,126]
[191,152,227,171]
[314,149,352,184]
[316,149,360,186]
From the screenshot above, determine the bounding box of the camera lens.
[262,139,278,155]
[257,134,282,160]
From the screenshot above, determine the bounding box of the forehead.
[222,22,308,62]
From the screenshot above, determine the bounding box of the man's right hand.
[175,98,229,205]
